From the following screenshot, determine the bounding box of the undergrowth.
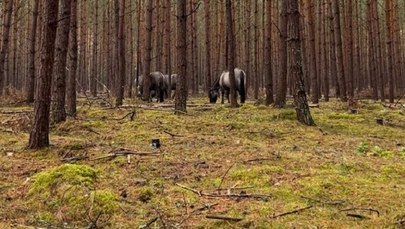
[0,97,404,228]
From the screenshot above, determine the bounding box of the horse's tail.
[240,70,246,103]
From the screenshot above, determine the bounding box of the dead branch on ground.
[270,205,313,219]
[91,148,160,161]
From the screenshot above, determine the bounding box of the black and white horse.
[208,68,247,104]
[135,72,167,102]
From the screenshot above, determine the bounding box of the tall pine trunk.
[226,0,237,107]
[287,0,315,126]
[52,0,72,123]
[0,0,14,95]
[26,0,39,103]
[28,0,59,149]
[67,0,78,116]
[175,0,187,114]
[274,0,288,108]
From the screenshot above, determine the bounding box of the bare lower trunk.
[28,0,59,149]
[67,0,78,116]
[175,0,187,114]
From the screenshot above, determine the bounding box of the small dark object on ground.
[376,118,384,125]
[151,139,161,148]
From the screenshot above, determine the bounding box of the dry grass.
[0,97,404,228]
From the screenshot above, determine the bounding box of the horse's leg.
[226,90,230,103]
[221,88,225,104]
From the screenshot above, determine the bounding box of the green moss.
[356,141,370,155]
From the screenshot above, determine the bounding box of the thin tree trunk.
[90,0,98,97]
[226,0,237,107]
[52,0,71,123]
[287,0,315,125]
[67,0,78,116]
[307,0,319,103]
[115,0,126,106]
[26,0,39,103]
[0,0,14,94]
[265,0,273,105]
[175,0,187,113]
[204,0,211,92]
[274,0,288,107]
[384,0,394,103]
[331,0,347,101]
[142,0,153,101]
[28,0,59,149]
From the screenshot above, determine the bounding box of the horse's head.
[208,87,219,104]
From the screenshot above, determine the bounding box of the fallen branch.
[175,183,271,200]
[346,213,370,220]
[340,207,380,217]
[139,216,158,229]
[217,162,237,191]
[91,148,160,161]
[206,215,243,222]
[270,205,313,219]
[162,130,183,138]
[113,110,136,121]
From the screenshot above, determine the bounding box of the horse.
[162,74,177,99]
[208,68,246,104]
[135,71,167,102]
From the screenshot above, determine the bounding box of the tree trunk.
[345,0,354,98]
[331,0,347,101]
[264,0,273,105]
[226,0,237,107]
[307,0,319,104]
[28,0,59,149]
[175,0,187,114]
[142,0,153,101]
[384,0,394,103]
[0,0,14,95]
[115,0,126,106]
[204,0,211,92]
[26,0,39,103]
[274,0,288,107]
[90,0,98,97]
[52,0,72,123]
[287,0,315,125]
[67,0,78,116]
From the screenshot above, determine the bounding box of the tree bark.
[175,0,188,114]
[0,0,14,95]
[115,0,126,106]
[28,0,59,149]
[274,0,288,107]
[307,0,319,103]
[67,0,78,116]
[331,0,347,101]
[26,0,39,103]
[52,0,72,123]
[264,0,273,105]
[142,0,153,101]
[287,0,315,125]
[226,0,237,107]
[204,0,211,92]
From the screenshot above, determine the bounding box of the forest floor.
[0,96,404,228]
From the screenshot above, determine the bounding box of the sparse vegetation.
[0,98,404,228]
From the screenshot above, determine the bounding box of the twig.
[113,110,136,121]
[175,183,271,200]
[91,148,160,161]
[270,205,313,219]
[163,130,182,138]
[340,207,380,217]
[139,217,158,229]
[217,162,237,191]
[206,215,243,222]
[346,213,370,220]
